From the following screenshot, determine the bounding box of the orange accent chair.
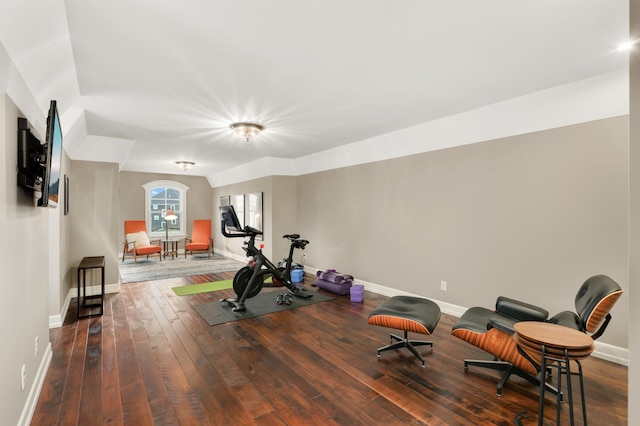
[451,275,623,396]
[184,219,213,258]
[122,220,162,263]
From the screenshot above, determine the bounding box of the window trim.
[142,180,190,239]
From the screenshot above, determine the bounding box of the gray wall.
[272,176,299,261]
[119,171,213,249]
[50,151,74,321]
[71,161,120,286]
[296,116,629,348]
[0,94,51,425]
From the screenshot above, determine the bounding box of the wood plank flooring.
[33,271,627,425]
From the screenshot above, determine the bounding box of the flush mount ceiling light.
[230,122,264,141]
[175,161,195,172]
[617,40,634,51]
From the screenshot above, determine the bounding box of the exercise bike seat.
[283,234,300,240]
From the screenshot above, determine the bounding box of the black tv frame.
[39,100,62,207]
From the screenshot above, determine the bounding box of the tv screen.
[39,100,63,207]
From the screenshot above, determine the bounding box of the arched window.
[142,180,190,239]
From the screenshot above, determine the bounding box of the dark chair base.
[463,358,561,398]
[377,330,433,367]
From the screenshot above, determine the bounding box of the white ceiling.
[0,0,630,181]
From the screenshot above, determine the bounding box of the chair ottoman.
[367,295,441,367]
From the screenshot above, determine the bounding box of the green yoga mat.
[172,279,234,296]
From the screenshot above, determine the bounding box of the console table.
[514,321,594,425]
[77,256,105,319]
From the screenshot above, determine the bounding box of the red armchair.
[122,220,162,263]
[185,219,213,258]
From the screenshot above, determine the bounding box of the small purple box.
[350,284,364,302]
[350,284,364,294]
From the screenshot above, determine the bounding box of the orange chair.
[122,220,162,263]
[184,219,213,258]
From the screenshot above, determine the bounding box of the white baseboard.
[593,341,629,366]
[49,282,121,329]
[217,248,248,264]
[356,277,467,318]
[17,341,52,426]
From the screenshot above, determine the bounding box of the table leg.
[82,268,87,312]
[101,265,105,315]
[577,360,587,425]
[538,344,547,426]
[565,349,575,425]
[556,358,562,425]
[77,268,80,320]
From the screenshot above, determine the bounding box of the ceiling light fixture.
[617,41,634,51]
[230,122,264,141]
[175,161,195,172]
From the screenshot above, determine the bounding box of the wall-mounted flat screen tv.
[39,100,63,207]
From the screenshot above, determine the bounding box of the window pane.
[150,188,165,198]
[144,181,189,238]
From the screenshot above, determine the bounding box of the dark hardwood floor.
[33,271,627,425]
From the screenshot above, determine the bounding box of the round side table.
[514,321,594,426]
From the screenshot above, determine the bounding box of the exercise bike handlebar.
[293,239,309,250]
[220,221,263,239]
[220,205,263,238]
[221,220,308,250]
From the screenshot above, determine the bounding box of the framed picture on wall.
[232,194,245,229]
[248,192,263,240]
[219,195,230,207]
[64,175,69,215]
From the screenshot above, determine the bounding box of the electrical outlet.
[21,365,26,391]
[440,281,447,291]
[35,336,38,358]
[301,253,307,264]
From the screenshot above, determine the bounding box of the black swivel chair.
[450,275,623,396]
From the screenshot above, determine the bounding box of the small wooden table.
[162,239,179,259]
[77,256,105,319]
[514,322,594,425]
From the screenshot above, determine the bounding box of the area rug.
[193,287,333,326]
[119,254,244,283]
[171,279,233,296]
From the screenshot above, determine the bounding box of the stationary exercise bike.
[219,205,312,313]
